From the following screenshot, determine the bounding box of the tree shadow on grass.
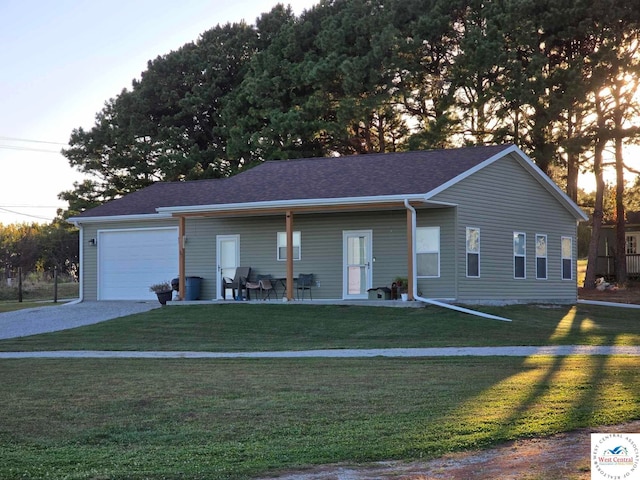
[432,306,640,457]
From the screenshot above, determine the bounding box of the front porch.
[172,203,444,303]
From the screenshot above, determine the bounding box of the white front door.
[216,235,240,299]
[343,230,373,299]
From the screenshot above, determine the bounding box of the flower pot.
[156,290,173,305]
[401,293,408,301]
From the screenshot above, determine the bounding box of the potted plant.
[150,281,173,305]
[392,276,409,301]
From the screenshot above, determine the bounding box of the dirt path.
[579,285,640,305]
[261,421,640,480]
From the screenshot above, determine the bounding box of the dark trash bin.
[185,276,203,301]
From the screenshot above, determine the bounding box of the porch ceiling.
[169,199,455,219]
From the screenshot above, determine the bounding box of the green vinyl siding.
[186,210,413,300]
[81,224,99,301]
[432,152,578,303]
[416,207,455,299]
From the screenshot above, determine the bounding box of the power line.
[0,135,66,146]
[0,205,62,209]
[0,144,62,154]
[0,207,55,221]
[0,136,67,154]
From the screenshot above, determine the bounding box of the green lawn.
[0,301,61,313]
[0,282,79,312]
[0,303,639,479]
[0,356,638,479]
[0,302,638,352]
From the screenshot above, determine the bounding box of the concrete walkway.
[1,345,639,359]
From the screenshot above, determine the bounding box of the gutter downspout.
[403,199,511,323]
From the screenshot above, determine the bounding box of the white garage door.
[98,227,179,300]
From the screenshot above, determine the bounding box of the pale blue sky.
[0,0,318,224]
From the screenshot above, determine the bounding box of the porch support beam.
[178,216,186,300]
[172,201,413,219]
[406,208,414,300]
[286,210,294,301]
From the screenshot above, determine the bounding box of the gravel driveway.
[0,301,161,340]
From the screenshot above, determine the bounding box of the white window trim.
[514,232,526,279]
[277,231,301,261]
[535,234,548,280]
[561,236,573,281]
[466,227,480,278]
[416,226,440,278]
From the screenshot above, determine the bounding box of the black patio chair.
[296,273,314,300]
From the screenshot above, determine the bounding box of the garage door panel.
[98,228,179,300]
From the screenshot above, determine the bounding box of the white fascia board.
[155,194,430,215]
[423,144,589,221]
[67,213,175,225]
[420,199,458,208]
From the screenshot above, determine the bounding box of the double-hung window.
[277,231,301,261]
[561,236,573,280]
[514,232,526,279]
[466,227,480,277]
[536,234,547,280]
[416,227,440,277]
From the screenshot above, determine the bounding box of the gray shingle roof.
[75,144,513,218]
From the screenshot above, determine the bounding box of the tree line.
[61,0,640,287]
[0,221,78,282]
